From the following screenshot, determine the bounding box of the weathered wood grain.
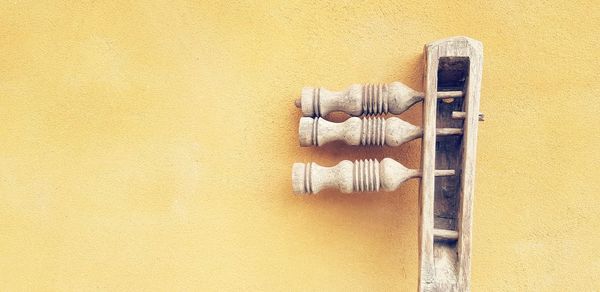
[420,36,483,292]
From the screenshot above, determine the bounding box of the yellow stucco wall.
[1,1,599,291]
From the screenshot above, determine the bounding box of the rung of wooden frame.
[452,111,485,121]
[433,228,459,241]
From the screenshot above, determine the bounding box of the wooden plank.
[457,38,483,291]
[419,38,439,292]
[420,36,483,292]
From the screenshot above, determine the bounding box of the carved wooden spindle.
[294,81,463,117]
[291,158,455,194]
[298,116,462,147]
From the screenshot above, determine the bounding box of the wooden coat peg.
[292,158,455,194]
[298,116,462,147]
[294,81,463,117]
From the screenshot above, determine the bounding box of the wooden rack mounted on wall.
[291,36,483,292]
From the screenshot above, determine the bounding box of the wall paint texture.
[1,1,599,291]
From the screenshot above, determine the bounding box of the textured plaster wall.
[1,1,599,291]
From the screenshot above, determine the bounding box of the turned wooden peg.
[292,158,455,194]
[299,116,462,147]
[294,81,463,117]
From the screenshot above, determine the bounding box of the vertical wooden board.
[457,39,483,291]
[419,40,439,292]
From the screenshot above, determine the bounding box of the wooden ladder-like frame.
[420,36,483,292]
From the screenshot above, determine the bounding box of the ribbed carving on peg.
[361,116,386,146]
[303,162,313,193]
[362,83,388,115]
[353,159,380,192]
[311,115,318,145]
[298,116,462,147]
[311,88,321,117]
[292,158,455,194]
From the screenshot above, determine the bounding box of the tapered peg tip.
[294,98,301,108]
